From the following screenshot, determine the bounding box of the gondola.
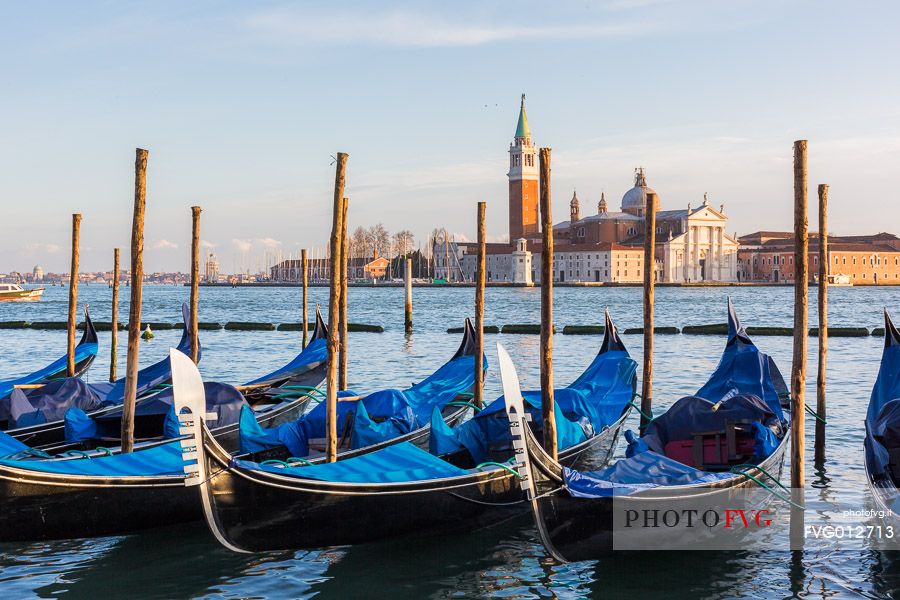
[864,310,900,523]
[0,305,98,400]
[0,320,481,542]
[50,307,332,453]
[2,303,198,446]
[237,305,329,405]
[183,312,636,552]
[512,300,792,561]
[235,318,486,463]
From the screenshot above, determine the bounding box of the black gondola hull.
[199,407,629,551]
[528,428,789,561]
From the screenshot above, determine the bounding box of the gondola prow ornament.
[170,348,248,553]
[498,343,535,501]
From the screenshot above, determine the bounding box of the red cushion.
[664,435,755,468]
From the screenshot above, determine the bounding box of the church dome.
[621,168,657,214]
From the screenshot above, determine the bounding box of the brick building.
[737,232,900,284]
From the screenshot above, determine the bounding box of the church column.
[693,226,701,280]
[718,227,725,280]
[682,227,690,281]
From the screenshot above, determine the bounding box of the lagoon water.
[0,284,898,598]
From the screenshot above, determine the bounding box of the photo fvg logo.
[623,508,773,529]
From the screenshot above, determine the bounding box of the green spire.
[515,93,531,138]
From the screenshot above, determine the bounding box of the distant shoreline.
[193,281,890,288]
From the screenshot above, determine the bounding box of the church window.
[863,257,867,265]
[843,257,847,265]
[896,258,899,265]
[834,256,839,265]
[853,257,857,265]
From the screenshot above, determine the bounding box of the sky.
[1,1,899,274]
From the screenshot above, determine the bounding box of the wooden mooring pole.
[122,148,148,454]
[641,192,658,429]
[301,248,309,348]
[538,148,557,460]
[190,206,201,364]
[326,153,348,463]
[110,248,120,382]
[791,140,809,488]
[474,201,486,408]
[66,214,81,377]
[339,197,349,391]
[815,184,829,462]
[404,257,413,334]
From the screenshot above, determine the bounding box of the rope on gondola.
[446,401,482,412]
[628,394,654,423]
[476,461,523,479]
[803,402,827,424]
[260,457,313,468]
[446,485,564,507]
[95,446,114,456]
[64,450,92,459]
[730,463,806,510]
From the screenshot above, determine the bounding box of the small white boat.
[828,273,853,287]
[0,283,44,302]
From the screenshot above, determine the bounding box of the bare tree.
[351,226,367,259]
[367,223,390,257]
[393,230,415,258]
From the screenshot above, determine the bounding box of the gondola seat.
[642,394,784,471]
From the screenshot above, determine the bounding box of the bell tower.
[508,94,539,240]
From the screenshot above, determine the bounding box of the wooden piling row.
[641,193,657,429]
[538,148,557,460]
[326,153,348,463]
[791,140,809,489]
[67,214,81,377]
[121,148,148,454]
[190,206,201,364]
[110,248,120,382]
[474,201,486,408]
[339,197,349,391]
[405,258,413,334]
[815,184,828,462]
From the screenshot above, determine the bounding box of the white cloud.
[151,239,178,250]
[255,237,282,250]
[232,238,252,253]
[200,240,217,249]
[244,10,659,48]
[21,243,62,255]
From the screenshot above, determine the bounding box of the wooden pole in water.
[66,214,81,377]
[301,248,308,348]
[404,257,413,333]
[641,192,658,429]
[538,148,557,460]
[109,248,120,382]
[815,184,829,462]
[121,148,148,454]
[326,153,348,463]
[339,197,349,391]
[190,206,201,364]
[791,140,809,489]
[474,201,486,408]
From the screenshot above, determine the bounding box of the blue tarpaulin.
[242,441,469,483]
[865,311,900,483]
[561,301,789,498]
[241,308,328,388]
[0,442,185,477]
[2,305,198,432]
[430,315,637,463]
[0,310,98,401]
[564,452,735,497]
[239,327,484,457]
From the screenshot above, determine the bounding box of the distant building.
[270,252,390,282]
[738,232,900,284]
[32,265,43,283]
[454,97,739,283]
[204,253,220,283]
